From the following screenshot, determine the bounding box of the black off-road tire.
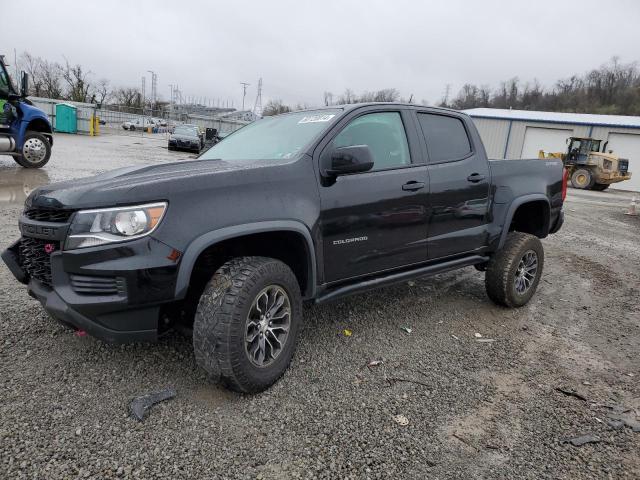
[485,232,544,308]
[16,131,51,168]
[592,183,610,191]
[193,256,302,393]
[571,168,594,189]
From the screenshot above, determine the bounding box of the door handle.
[402,181,425,191]
[467,173,485,183]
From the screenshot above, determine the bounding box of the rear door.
[416,112,491,259]
[318,107,429,283]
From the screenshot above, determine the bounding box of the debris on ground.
[476,338,496,343]
[561,434,601,446]
[129,388,177,422]
[607,413,640,432]
[407,281,416,287]
[343,329,353,337]
[555,387,587,401]
[393,414,409,426]
[474,332,483,338]
[367,360,383,368]
[607,419,625,430]
[451,334,459,340]
[401,327,412,334]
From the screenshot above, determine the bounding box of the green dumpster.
[55,103,77,133]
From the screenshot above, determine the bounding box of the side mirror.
[20,71,29,97]
[326,145,374,176]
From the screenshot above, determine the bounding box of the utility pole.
[253,78,263,117]
[147,70,157,113]
[240,82,250,111]
[141,76,146,112]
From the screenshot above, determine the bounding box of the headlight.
[65,202,167,250]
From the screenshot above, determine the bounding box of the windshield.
[174,125,198,136]
[200,109,340,161]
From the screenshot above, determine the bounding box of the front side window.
[418,113,471,162]
[330,112,410,171]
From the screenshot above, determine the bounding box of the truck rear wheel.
[16,131,51,168]
[193,256,302,393]
[570,168,594,189]
[592,183,610,191]
[485,232,544,308]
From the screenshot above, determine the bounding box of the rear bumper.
[549,210,564,234]
[2,236,182,343]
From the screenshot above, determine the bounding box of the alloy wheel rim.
[245,285,291,367]
[23,138,47,164]
[514,250,538,295]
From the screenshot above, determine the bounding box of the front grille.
[70,274,125,296]
[619,159,629,174]
[19,237,58,287]
[24,208,74,223]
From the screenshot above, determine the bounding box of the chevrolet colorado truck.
[2,103,566,393]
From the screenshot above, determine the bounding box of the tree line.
[16,51,640,117]
[18,51,146,110]
[442,57,640,115]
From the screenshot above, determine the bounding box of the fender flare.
[497,194,550,250]
[174,220,317,299]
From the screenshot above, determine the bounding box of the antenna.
[253,78,263,117]
[240,82,250,111]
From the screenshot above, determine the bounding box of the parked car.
[122,117,156,131]
[2,103,566,394]
[168,124,204,152]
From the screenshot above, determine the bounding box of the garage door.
[521,127,573,159]
[607,132,640,192]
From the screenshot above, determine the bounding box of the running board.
[314,255,489,304]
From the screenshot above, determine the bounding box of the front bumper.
[2,236,182,343]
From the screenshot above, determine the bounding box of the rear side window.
[417,113,471,162]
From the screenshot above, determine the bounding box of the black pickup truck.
[2,103,566,393]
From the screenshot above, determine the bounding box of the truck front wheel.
[193,256,302,393]
[570,168,594,189]
[16,131,51,168]
[485,232,544,308]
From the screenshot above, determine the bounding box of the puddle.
[0,167,51,206]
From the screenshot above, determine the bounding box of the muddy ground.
[1,133,639,479]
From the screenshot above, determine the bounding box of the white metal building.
[464,108,640,192]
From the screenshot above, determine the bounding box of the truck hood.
[26,158,293,210]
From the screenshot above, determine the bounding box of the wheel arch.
[23,117,54,146]
[498,194,550,250]
[175,221,317,300]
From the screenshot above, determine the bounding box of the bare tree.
[262,99,292,116]
[19,52,44,97]
[112,87,143,109]
[62,59,92,102]
[93,78,110,106]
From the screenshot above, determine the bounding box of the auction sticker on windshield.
[298,114,336,124]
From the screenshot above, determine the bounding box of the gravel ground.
[1,134,639,479]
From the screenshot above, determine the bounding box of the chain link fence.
[29,97,250,139]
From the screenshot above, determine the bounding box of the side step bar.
[314,255,489,304]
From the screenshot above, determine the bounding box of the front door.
[319,110,429,283]
[415,112,491,259]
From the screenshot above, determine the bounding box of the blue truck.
[0,55,53,168]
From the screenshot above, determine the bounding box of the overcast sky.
[4,0,640,109]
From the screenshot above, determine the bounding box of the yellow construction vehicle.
[539,137,632,190]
